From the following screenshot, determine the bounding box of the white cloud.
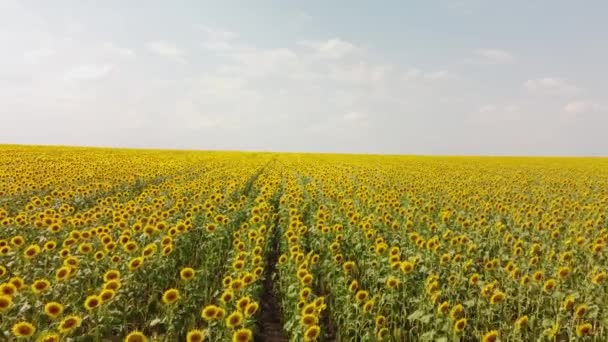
[564,100,604,114]
[24,47,55,64]
[475,48,515,64]
[146,41,185,60]
[423,70,449,80]
[102,43,135,58]
[299,38,358,59]
[197,26,238,51]
[343,111,366,121]
[471,104,522,122]
[63,64,113,81]
[524,77,578,94]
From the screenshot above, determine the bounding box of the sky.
[1,0,607,156]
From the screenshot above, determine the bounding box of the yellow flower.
[575,304,588,318]
[355,290,369,303]
[232,328,253,342]
[301,314,318,326]
[482,330,499,342]
[490,291,506,305]
[58,315,82,333]
[515,315,529,329]
[84,294,102,310]
[162,288,180,304]
[304,325,321,341]
[438,301,450,315]
[376,327,389,340]
[375,315,386,328]
[36,332,61,342]
[128,257,144,270]
[31,279,51,294]
[226,310,244,328]
[0,282,17,296]
[44,302,64,318]
[453,318,467,333]
[103,269,121,282]
[385,276,401,289]
[187,329,206,342]
[0,295,13,311]
[202,305,220,320]
[12,321,36,338]
[244,302,259,316]
[543,279,557,293]
[576,322,593,337]
[24,244,41,258]
[450,304,464,320]
[124,330,148,342]
[100,288,116,302]
[180,267,196,280]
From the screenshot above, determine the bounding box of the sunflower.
[100,288,116,302]
[244,302,259,316]
[232,328,252,342]
[453,318,467,333]
[438,301,450,315]
[44,302,64,318]
[385,276,401,289]
[9,276,24,290]
[575,304,588,318]
[226,311,244,328]
[342,261,355,273]
[304,325,321,341]
[180,267,195,280]
[237,296,251,311]
[104,279,122,291]
[201,305,220,320]
[562,295,576,311]
[450,304,464,320]
[84,294,102,310]
[355,290,369,303]
[301,313,318,326]
[576,322,593,337]
[12,321,36,337]
[230,279,244,291]
[124,330,148,342]
[376,327,389,340]
[592,271,606,284]
[103,269,121,282]
[31,279,51,294]
[482,330,499,342]
[348,280,359,293]
[128,257,144,270]
[401,261,414,274]
[161,288,180,305]
[543,279,557,293]
[36,332,61,342]
[0,295,13,311]
[362,299,375,313]
[299,287,312,299]
[515,315,529,329]
[24,245,41,258]
[490,291,506,305]
[186,329,206,342]
[557,266,571,279]
[0,283,17,296]
[302,303,316,316]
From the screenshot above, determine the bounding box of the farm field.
[1,145,607,341]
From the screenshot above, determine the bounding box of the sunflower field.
[1,145,607,342]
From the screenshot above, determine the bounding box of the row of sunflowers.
[1,146,607,341]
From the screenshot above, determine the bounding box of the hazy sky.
[1,0,607,155]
